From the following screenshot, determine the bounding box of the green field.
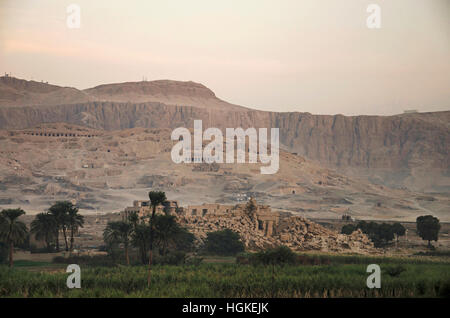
[1,255,449,298]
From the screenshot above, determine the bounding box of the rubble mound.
[277,216,375,253]
[178,213,376,254]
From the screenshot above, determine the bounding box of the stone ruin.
[18,131,99,138]
[121,197,376,254]
[122,199,180,217]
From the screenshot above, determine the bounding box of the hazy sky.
[0,0,449,115]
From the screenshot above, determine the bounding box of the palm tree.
[127,211,139,230]
[147,191,167,287]
[104,221,133,265]
[49,201,80,252]
[67,206,84,251]
[0,208,28,267]
[154,214,181,256]
[31,212,57,252]
[132,223,151,264]
[48,202,69,251]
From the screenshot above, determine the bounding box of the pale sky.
[0,0,449,115]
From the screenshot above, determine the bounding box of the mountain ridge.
[0,76,248,111]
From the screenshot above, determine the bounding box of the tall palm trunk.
[148,249,153,286]
[162,238,168,256]
[147,207,156,287]
[140,240,148,264]
[55,227,60,252]
[62,227,68,251]
[45,233,51,252]
[140,246,146,264]
[70,226,75,251]
[125,244,130,265]
[9,241,14,268]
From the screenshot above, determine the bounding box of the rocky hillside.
[84,80,247,111]
[1,123,448,221]
[0,76,448,191]
[0,76,91,107]
[0,76,245,111]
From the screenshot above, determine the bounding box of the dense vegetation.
[0,209,28,267]
[341,221,407,247]
[103,201,196,267]
[203,229,245,256]
[0,256,449,297]
[0,202,85,267]
[342,217,441,249]
[416,215,441,248]
[237,246,297,265]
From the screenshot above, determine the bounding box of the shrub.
[250,246,296,265]
[173,228,196,252]
[203,229,245,256]
[341,224,357,235]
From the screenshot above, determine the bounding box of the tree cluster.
[416,215,441,248]
[0,201,84,267]
[341,221,406,247]
[103,191,195,266]
[341,215,441,249]
[31,201,84,252]
[203,229,245,256]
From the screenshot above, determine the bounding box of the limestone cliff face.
[0,76,448,191]
[270,111,450,170]
[268,111,450,192]
[1,102,447,172]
